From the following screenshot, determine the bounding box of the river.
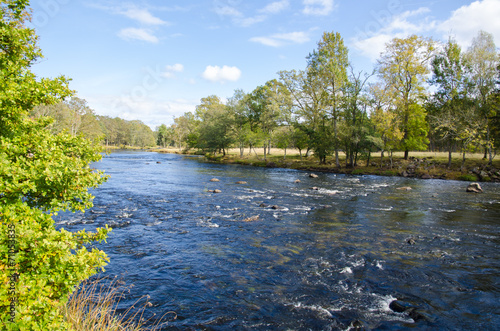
[56,150,500,330]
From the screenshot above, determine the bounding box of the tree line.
[31,97,156,147]
[156,31,500,168]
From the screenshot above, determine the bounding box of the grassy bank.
[155,147,500,182]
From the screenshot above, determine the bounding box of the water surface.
[57,151,500,330]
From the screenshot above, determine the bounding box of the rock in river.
[309,173,319,178]
[466,182,483,193]
[243,215,259,222]
[210,178,220,182]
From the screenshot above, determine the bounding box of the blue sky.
[29,0,500,129]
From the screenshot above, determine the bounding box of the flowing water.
[56,151,500,330]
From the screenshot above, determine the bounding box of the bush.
[459,174,479,181]
[0,2,111,329]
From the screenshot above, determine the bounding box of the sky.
[29,0,500,129]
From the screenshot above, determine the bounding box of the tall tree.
[227,89,250,157]
[307,31,349,167]
[156,123,169,147]
[429,38,474,167]
[341,67,373,167]
[465,30,499,163]
[279,69,331,163]
[196,95,234,155]
[377,35,435,159]
[0,1,109,328]
[369,82,403,168]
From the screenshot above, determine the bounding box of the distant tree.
[227,89,251,157]
[369,83,404,168]
[279,69,331,163]
[307,31,349,166]
[156,123,169,147]
[377,35,435,159]
[465,30,499,163]
[196,96,235,155]
[341,67,373,167]
[429,38,475,167]
[31,97,103,140]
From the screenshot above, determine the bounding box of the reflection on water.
[56,151,500,330]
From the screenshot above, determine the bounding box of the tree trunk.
[404,149,409,160]
[487,125,492,164]
[461,149,466,172]
[448,147,452,169]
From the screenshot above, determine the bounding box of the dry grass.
[63,276,175,331]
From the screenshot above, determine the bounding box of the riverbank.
[151,147,500,182]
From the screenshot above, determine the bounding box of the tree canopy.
[1,1,110,328]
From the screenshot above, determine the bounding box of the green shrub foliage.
[0,1,110,329]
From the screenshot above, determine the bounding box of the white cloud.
[437,0,500,47]
[214,5,243,18]
[238,15,267,27]
[303,0,335,16]
[213,2,284,27]
[351,7,436,61]
[260,0,290,14]
[118,28,159,43]
[90,95,197,128]
[120,7,168,26]
[162,64,184,78]
[202,65,241,83]
[250,31,311,47]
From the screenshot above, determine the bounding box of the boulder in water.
[309,173,318,178]
[235,181,247,184]
[243,215,259,222]
[210,178,220,182]
[396,186,412,191]
[466,182,482,193]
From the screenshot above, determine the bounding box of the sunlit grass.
[63,276,175,331]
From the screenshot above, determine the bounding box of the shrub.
[0,2,111,329]
[458,174,479,181]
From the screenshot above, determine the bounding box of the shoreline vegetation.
[148,147,500,183]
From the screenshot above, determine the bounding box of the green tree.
[377,35,435,159]
[369,83,404,168]
[195,95,234,155]
[227,89,251,157]
[465,30,499,163]
[341,67,373,167]
[307,31,349,167]
[279,69,331,163]
[429,38,474,167]
[156,123,169,147]
[0,1,110,329]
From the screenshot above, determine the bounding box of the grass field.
[152,146,499,182]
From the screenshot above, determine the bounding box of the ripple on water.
[72,151,500,330]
